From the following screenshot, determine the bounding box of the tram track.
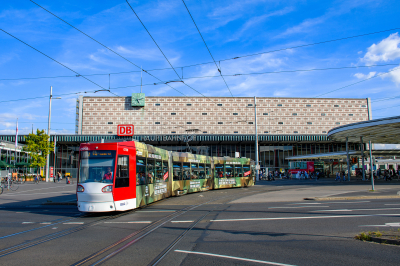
[71,188,260,266]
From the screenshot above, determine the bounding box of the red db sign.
[117,125,134,136]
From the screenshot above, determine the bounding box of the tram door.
[113,145,135,209]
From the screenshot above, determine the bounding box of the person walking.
[57,171,61,183]
[335,172,341,181]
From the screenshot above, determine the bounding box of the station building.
[1,94,373,178]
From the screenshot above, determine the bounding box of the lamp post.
[45,86,61,182]
[254,96,259,181]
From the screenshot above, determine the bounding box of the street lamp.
[45,86,61,182]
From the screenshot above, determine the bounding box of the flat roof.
[328,116,400,143]
[286,149,400,160]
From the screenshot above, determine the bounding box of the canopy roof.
[328,116,400,143]
[286,150,400,160]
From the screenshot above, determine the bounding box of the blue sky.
[1,0,400,134]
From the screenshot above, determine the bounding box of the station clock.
[131,93,145,107]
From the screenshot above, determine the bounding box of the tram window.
[136,157,146,185]
[191,163,199,179]
[173,163,182,181]
[155,160,163,183]
[182,163,190,180]
[225,165,233,177]
[146,158,155,184]
[162,161,168,182]
[198,164,205,179]
[215,164,224,178]
[115,156,129,188]
[236,165,243,177]
[205,165,210,178]
[78,150,116,184]
[243,165,251,177]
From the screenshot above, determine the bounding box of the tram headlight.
[102,185,113,193]
[77,185,84,192]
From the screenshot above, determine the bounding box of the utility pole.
[254,96,259,181]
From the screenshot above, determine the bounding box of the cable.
[314,66,400,97]
[30,0,187,97]
[181,0,233,97]
[0,29,109,92]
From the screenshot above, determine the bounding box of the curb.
[369,236,400,245]
[304,195,400,201]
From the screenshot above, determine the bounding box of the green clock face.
[131,93,145,107]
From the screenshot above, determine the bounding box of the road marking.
[136,210,175,212]
[52,227,58,229]
[104,221,152,224]
[63,222,84,224]
[290,203,322,205]
[269,206,329,209]
[174,250,296,266]
[22,222,34,224]
[359,223,400,227]
[311,207,400,212]
[210,214,400,222]
[171,220,194,223]
[385,204,400,205]
[1,191,75,197]
[40,222,52,224]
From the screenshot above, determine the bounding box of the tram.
[76,141,254,212]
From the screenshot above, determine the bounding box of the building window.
[263,113,268,115]
[217,104,223,106]
[203,131,207,133]
[187,122,192,124]
[322,131,327,133]
[218,122,223,124]
[335,122,340,125]
[186,103,192,106]
[321,113,326,116]
[349,114,353,116]
[202,113,207,115]
[171,113,176,115]
[155,122,160,124]
[108,132,112,134]
[307,122,312,125]
[292,113,297,116]
[334,105,339,107]
[361,105,367,107]
[306,104,311,107]
[278,122,283,124]
[233,113,238,115]
[277,104,282,107]
[108,122,113,124]
[264,131,268,133]
[171,131,176,134]
[155,103,161,106]
[248,122,254,124]
[234,131,238,133]
[248,104,253,106]
[294,131,298,133]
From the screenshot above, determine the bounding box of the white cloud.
[380,66,400,85]
[354,72,376,79]
[374,144,400,150]
[362,33,400,64]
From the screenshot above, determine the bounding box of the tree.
[23,129,54,171]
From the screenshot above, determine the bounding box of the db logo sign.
[117,124,134,136]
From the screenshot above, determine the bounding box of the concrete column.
[346,137,350,181]
[361,136,365,181]
[369,140,374,191]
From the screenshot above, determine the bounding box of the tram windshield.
[79,150,116,183]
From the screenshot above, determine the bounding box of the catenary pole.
[346,137,350,181]
[254,96,259,181]
[361,136,365,180]
[369,140,374,191]
[45,86,52,182]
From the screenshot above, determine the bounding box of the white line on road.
[1,191,75,197]
[63,222,84,224]
[40,222,52,224]
[385,204,400,205]
[268,206,329,209]
[174,250,296,266]
[210,214,400,222]
[290,203,322,205]
[359,223,400,227]
[22,222,34,224]
[104,221,152,224]
[136,210,176,212]
[171,221,194,223]
[311,208,400,212]
[6,185,75,194]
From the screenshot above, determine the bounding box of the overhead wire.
[181,0,233,97]
[29,0,187,97]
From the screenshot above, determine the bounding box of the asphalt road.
[1,180,400,266]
